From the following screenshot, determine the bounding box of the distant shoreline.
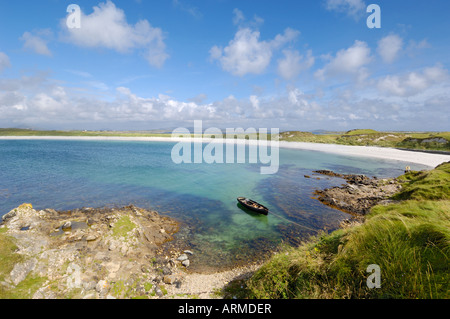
[1,135,449,168]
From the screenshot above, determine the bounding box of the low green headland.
[1,128,449,152]
[0,128,171,138]
[232,162,449,299]
[279,129,450,152]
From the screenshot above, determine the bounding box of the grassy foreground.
[231,162,449,299]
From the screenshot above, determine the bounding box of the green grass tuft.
[112,215,136,238]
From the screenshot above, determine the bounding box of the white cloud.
[315,40,372,81]
[210,28,272,76]
[172,0,202,19]
[62,1,168,68]
[0,52,11,73]
[324,0,366,19]
[377,64,448,96]
[277,49,315,80]
[20,30,53,56]
[232,8,245,26]
[1,63,449,131]
[249,95,260,110]
[377,34,403,63]
[210,27,299,77]
[232,8,264,29]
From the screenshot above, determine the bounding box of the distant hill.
[278,129,450,152]
[343,129,378,135]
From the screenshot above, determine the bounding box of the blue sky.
[0,0,449,131]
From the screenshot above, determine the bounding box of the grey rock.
[177,254,188,261]
[154,286,164,297]
[163,275,176,285]
[162,266,172,275]
[182,260,190,268]
[62,221,72,230]
[96,280,110,295]
[85,233,98,241]
[2,210,16,222]
[10,258,38,286]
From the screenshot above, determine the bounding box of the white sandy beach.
[1,135,449,168]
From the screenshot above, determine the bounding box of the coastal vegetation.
[279,129,450,152]
[235,162,449,299]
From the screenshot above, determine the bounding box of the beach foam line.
[1,135,449,168]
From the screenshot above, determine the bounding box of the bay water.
[0,139,428,271]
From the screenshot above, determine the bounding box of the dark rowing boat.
[237,197,269,215]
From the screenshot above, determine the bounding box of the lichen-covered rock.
[0,204,183,299]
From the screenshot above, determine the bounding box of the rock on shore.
[0,203,262,299]
[312,170,403,218]
[0,204,193,299]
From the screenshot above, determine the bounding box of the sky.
[0,0,449,131]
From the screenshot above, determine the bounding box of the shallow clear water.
[0,139,428,270]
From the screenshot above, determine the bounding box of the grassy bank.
[235,162,449,299]
[279,129,450,152]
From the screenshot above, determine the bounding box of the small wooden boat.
[237,197,269,215]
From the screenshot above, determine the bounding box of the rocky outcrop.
[0,203,197,299]
[313,170,403,217]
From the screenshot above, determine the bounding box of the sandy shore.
[1,135,449,168]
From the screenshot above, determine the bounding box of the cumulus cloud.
[210,26,300,77]
[0,52,11,73]
[20,33,52,56]
[0,69,321,129]
[232,8,245,26]
[61,1,168,68]
[315,40,372,82]
[324,0,366,19]
[20,30,53,56]
[277,49,315,80]
[377,34,403,63]
[1,62,449,131]
[377,64,448,96]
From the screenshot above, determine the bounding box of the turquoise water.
[0,140,428,271]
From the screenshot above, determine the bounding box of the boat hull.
[237,197,269,215]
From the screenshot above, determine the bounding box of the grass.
[394,162,450,200]
[0,227,23,284]
[112,215,136,238]
[242,162,450,299]
[0,227,47,299]
[279,129,450,151]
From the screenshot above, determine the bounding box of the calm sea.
[0,139,428,271]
